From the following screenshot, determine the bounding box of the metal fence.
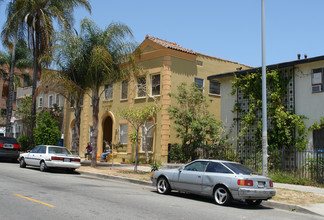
[217,148,324,184]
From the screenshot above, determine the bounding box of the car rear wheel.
[19,158,26,168]
[157,177,171,195]
[40,161,47,172]
[214,186,232,206]
[246,199,262,206]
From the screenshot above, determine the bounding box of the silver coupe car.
[151,159,276,206]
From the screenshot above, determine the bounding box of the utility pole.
[261,0,268,176]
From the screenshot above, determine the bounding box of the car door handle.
[198,176,201,178]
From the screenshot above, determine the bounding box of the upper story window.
[69,94,74,108]
[55,94,60,107]
[121,80,128,100]
[48,95,53,108]
[104,83,113,100]
[312,68,323,93]
[38,97,43,108]
[137,76,146,98]
[23,75,30,87]
[151,74,160,96]
[194,77,204,91]
[209,80,221,95]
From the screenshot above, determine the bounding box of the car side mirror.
[178,167,183,172]
[27,150,31,153]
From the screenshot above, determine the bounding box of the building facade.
[208,55,324,151]
[63,35,250,163]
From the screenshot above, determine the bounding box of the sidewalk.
[79,160,324,217]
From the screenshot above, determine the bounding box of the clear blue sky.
[1,0,324,67]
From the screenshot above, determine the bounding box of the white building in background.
[208,55,324,151]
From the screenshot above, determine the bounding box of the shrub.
[17,135,30,152]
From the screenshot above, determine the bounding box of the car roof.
[194,159,240,164]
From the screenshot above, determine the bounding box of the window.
[121,80,128,100]
[104,83,113,100]
[206,162,232,173]
[119,124,128,144]
[55,94,60,106]
[194,77,204,91]
[13,92,17,102]
[313,128,324,150]
[23,75,30,86]
[141,122,153,152]
[184,161,208,172]
[151,74,160,96]
[209,80,221,95]
[48,95,53,108]
[70,94,74,108]
[38,97,43,108]
[89,126,93,143]
[312,68,323,93]
[137,76,146,97]
[31,146,40,153]
[38,146,46,154]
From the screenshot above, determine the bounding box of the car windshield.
[0,137,18,144]
[223,162,259,175]
[48,147,71,155]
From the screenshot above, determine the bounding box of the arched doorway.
[102,116,113,153]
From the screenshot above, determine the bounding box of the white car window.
[184,161,208,172]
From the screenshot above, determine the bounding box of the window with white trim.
[312,68,323,93]
[121,80,128,100]
[119,124,128,144]
[194,77,204,91]
[38,97,43,108]
[151,74,160,96]
[137,76,146,98]
[209,80,221,95]
[141,121,153,152]
[55,94,60,106]
[104,83,113,100]
[48,95,53,108]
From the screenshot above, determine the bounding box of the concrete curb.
[262,201,323,217]
[78,170,323,217]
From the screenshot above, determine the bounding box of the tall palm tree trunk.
[30,29,38,148]
[91,90,99,167]
[5,33,17,137]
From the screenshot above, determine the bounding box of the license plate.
[63,158,70,162]
[3,144,13,149]
[258,181,265,187]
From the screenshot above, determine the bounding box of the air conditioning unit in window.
[312,85,322,93]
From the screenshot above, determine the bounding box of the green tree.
[41,31,88,155]
[78,18,136,167]
[15,96,32,137]
[9,0,91,146]
[167,82,225,161]
[34,110,61,146]
[231,69,308,151]
[119,104,161,172]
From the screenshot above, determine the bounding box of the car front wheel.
[40,161,47,172]
[157,177,171,194]
[214,186,232,206]
[246,199,262,206]
[19,158,26,168]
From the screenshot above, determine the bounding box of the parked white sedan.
[19,145,81,172]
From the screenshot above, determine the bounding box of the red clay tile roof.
[145,35,252,68]
[145,34,196,55]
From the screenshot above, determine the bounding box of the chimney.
[304,54,308,59]
[297,54,301,60]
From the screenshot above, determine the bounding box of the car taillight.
[51,156,64,161]
[269,181,273,187]
[237,180,253,186]
[71,158,80,162]
[14,144,21,149]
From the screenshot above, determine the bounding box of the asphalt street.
[0,162,322,220]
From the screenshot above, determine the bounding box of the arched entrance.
[102,116,113,152]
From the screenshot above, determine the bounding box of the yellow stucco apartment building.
[63,35,250,163]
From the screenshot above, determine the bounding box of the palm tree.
[11,0,91,146]
[1,0,28,137]
[41,31,88,155]
[79,18,136,167]
[0,39,33,136]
